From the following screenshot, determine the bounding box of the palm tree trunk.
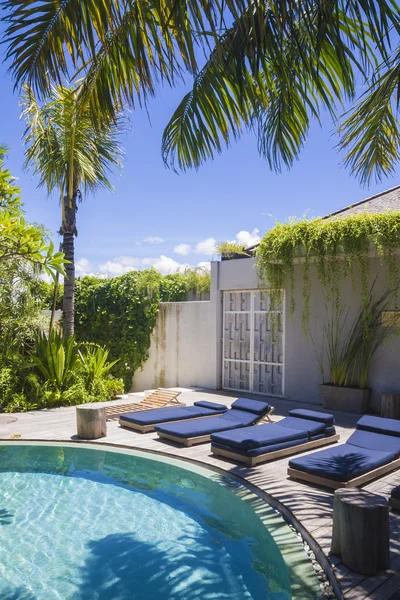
[61,189,78,338]
[62,231,75,337]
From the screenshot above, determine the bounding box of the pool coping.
[0,438,336,599]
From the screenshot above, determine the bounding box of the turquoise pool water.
[0,443,318,600]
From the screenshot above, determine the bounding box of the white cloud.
[174,243,192,256]
[234,228,261,247]
[195,237,217,256]
[75,258,94,276]
[142,236,164,244]
[99,255,190,277]
[197,261,211,271]
[150,256,189,275]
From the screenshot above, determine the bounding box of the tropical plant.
[78,343,119,388]
[30,330,80,392]
[315,287,396,389]
[0,148,64,277]
[2,1,399,184]
[20,83,125,337]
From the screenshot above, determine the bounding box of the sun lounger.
[119,400,228,433]
[389,486,400,511]
[106,388,183,420]
[210,409,339,466]
[155,398,274,447]
[288,415,400,489]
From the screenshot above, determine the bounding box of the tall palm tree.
[3,1,400,183]
[21,83,124,336]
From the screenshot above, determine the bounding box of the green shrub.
[257,212,400,333]
[0,334,124,413]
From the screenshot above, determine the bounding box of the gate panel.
[222,290,284,396]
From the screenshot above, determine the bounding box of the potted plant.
[316,287,396,414]
[215,241,251,261]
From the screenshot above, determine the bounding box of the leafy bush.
[31,331,79,392]
[0,333,123,413]
[257,212,400,332]
[74,267,210,389]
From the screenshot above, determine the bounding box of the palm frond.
[339,50,400,185]
[20,82,125,197]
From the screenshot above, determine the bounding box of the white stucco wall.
[131,301,218,391]
[131,255,400,411]
[215,255,400,411]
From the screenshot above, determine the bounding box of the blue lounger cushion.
[391,486,400,500]
[289,409,335,426]
[211,423,308,450]
[212,436,309,457]
[347,429,400,455]
[194,401,227,411]
[155,416,255,438]
[231,398,272,414]
[356,415,400,438]
[120,404,223,426]
[277,416,326,436]
[219,410,259,426]
[289,444,396,482]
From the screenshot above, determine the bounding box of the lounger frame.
[106,388,183,420]
[389,497,400,511]
[120,411,226,434]
[288,456,400,490]
[211,433,340,467]
[156,406,275,447]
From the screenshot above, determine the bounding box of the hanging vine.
[256,212,400,332]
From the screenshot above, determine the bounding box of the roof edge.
[322,184,400,220]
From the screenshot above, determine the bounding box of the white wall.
[216,255,400,411]
[131,301,218,391]
[131,255,400,412]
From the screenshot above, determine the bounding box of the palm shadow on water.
[0,586,36,600]
[74,531,270,600]
[0,508,13,525]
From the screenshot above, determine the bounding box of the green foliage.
[159,267,210,301]
[78,343,119,390]
[314,287,396,389]
[75,270,161,389]
[31,331,79,392]
[21,83,125,199]
[257,212,400,332]
[0,148,65,279]
[4,0,400,183]
[215,241,249,259]
[35,280,63,309]
[74,267,210,389]
[0,333,124,413]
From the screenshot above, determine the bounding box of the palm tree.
[3,1,400,183]
[21,83,124,336]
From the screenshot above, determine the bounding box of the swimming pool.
[0,442,319,599]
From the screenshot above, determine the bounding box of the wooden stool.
[381,394,400,419]
[76,404,107,439]
[331,488,390,575]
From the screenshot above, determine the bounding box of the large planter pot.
[320,384,371,414]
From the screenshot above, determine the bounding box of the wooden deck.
[1,389,400,600]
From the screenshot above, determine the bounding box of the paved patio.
[1,389,400,600]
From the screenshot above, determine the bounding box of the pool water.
[0,444,317,600]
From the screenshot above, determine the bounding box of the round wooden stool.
[331,488,390,576]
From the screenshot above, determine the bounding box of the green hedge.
[74,268,210,389]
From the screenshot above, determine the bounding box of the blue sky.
[1,36,399,277]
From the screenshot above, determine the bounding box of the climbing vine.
[256,212,400,332]
[74,268,210,389]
